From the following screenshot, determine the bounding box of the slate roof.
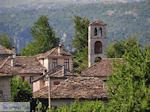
[33,76,107,99]
[0,56,45,75]
[0,45,13,55]
[37,46,72,59]
[32,65,74,82]
[81,58,122,77]
[0,57,8,67]
[90,20,107,26]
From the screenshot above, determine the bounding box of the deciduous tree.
[21,16,59,56]
[106,40,150,112]
[11,76,32,102]
[72,16,90,73]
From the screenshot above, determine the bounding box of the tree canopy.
[21,16,59,56]
[0,34,12,49]
[11,76,32,102]
[106,37,139,58]
[106,40,150,111]
[72,16,90,73]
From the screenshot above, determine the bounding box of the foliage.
[35,100,47,112]
[48,100,104,112]
[21,16,59,56]
[106,40,150,111]
[11,76,32,102]
[72,16,90,73]
[106,37,139,58]
[0,34,12,49]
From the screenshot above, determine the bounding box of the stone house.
[33,76,107,107]
[0,56,45,84]
[0,74,12,102]
[36,44,73,72]
[0,46,13,101]
[0,44,74,102]
[32,65,74,93]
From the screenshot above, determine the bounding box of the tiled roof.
[90,20,107,26]
[37,46,72,59]
[0,57,8,67]
[33,76,107,99]
[0,56,45,75]
[0,45,13,55]
[81,58,122,77]
[32,65,74,82]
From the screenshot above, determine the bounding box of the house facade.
[37,44,73,72]
[0,74,12,102]
[0,46,13,101]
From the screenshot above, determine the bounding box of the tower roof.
[89,20,107,26]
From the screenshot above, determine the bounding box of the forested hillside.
[0,0,149,51]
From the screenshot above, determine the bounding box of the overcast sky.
[0,0,143,8]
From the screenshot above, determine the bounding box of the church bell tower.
[88,20,107,67]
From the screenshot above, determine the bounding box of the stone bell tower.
[88,20,107,67]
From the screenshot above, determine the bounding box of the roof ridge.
[82,58,123,73]
[45,47,57,57]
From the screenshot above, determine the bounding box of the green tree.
[21,16,59,56]
[48,101,104,112]
[0,34,12,49]
[106,40,150,111]
[11,76,32,102]
[106,37,138,58]
[72,16,90,73]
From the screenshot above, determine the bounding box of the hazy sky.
[0,0,143,8]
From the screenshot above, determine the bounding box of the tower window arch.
[94,41,102,54]
[94,28,97,36]
[99,27,102,37]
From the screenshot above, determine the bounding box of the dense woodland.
[0,0,149,51]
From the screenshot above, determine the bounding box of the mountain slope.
[0,0,149,51]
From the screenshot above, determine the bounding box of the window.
[99,27,102,37]
[0,90,3,95]
[30,76,33,83]
[94,41,102,54]
[53,81,60,85]
[64,59,69,70]
[94,28,97,36]
[21,76,25,81]
[52,59,58,69]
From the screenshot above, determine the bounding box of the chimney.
[58,44,62,55]
[62,65,65,76]
[11,47,16,67]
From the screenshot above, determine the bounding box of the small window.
[21,76,25,81]
[30,76,33,83]
[64,59,69,70]
[94,28,97,36]
[99,27,102,37]
[0,90,3,95]
[53,81,60,85]
[94,41,102,54]
[52,59,58,69]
